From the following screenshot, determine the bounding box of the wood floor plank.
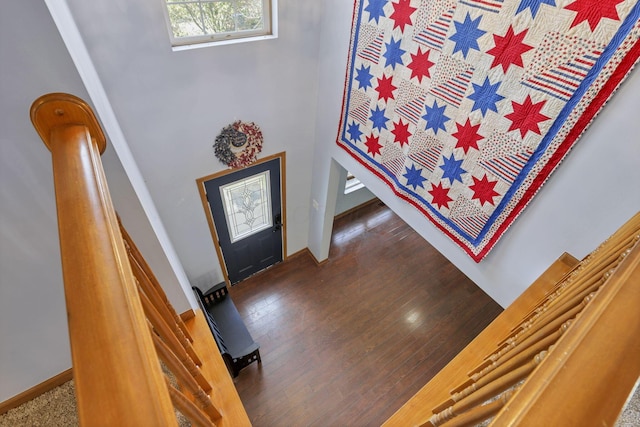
[228,201,502,426]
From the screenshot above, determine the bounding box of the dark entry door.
[203,156,283,284]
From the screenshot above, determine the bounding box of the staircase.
[384,215,640,426]
[29,93,249,426]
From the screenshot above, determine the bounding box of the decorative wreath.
[213,121,263,169]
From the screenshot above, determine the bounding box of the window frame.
[162,0,277,50]
[344,172,365,194]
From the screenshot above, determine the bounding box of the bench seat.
[193,283,260,377]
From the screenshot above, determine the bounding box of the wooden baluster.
[492,240,640,426]
[166,379,218,427]
[481,292,589,376]
[120,221,194,343]
[138,284,213,392]
[127,242,203,366]
[539,234,637,308]
[485,285,600,368]
[435,389,515,427]
[452,321,569,399]
[502,272,602,348]
[482,241,631,366]
[461,267,604,390]
[493,241,631,355]
[445,256,623,414]
[151,330,222,422]
[430,350,549,426]
[383,214,639,427]
[517,263,581,322]
[506,231,639,340]
[434,225,640,426]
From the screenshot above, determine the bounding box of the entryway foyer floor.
[228,201,503,427]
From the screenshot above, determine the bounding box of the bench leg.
[221,353,237,378]
[229,350,261,377]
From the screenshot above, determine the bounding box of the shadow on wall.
[334,165,376,217]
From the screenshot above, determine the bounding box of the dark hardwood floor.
[228,201,503,427]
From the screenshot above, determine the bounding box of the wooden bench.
[193,283,261,378]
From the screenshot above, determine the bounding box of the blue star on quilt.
[450,13,486,59]
[516,0,556,18]
[347,121,363,142]
[365,0,387,24]
[440,154,467,184]
[355,64,374,90]
[384,37,406,70]
[422,100,450,134]
[403,164,427,189]
[370,105,389,132]
[468,77,505,116]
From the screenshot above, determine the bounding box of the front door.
[199,154,285,284]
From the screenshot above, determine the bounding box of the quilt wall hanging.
[337,0,640,261]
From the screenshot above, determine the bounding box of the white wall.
[45,0,196,313]
[310,0,640,307]
[63,0,323,288]
[0,1,74,400]
[0,0,193,403]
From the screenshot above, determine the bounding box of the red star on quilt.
[452,119,483,154]
[408,47,435,83]
[391,118,412,146]
[390,0,417,32]
[469,175,500,206]
[376,74,397,103]
[564,0,624,31]
[365,134,383,157]
[487,26,533,73]
[505,95,551,138]
[429,182,453,210]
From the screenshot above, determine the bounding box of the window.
[344,172,365,194]
[219,170,272,243]
[163,0,276,49]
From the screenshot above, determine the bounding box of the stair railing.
[30,93,249,426]
[384,212,640,426]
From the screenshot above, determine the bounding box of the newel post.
[30,93,177,426]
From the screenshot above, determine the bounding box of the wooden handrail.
[30,93,178,425]
[31,92,251,427]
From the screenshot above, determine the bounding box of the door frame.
[196,152,287,286]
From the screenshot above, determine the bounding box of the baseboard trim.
[289,247,328,266]
[180,308,196,322]
[334,197,381,220]
[0,368,73,415]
